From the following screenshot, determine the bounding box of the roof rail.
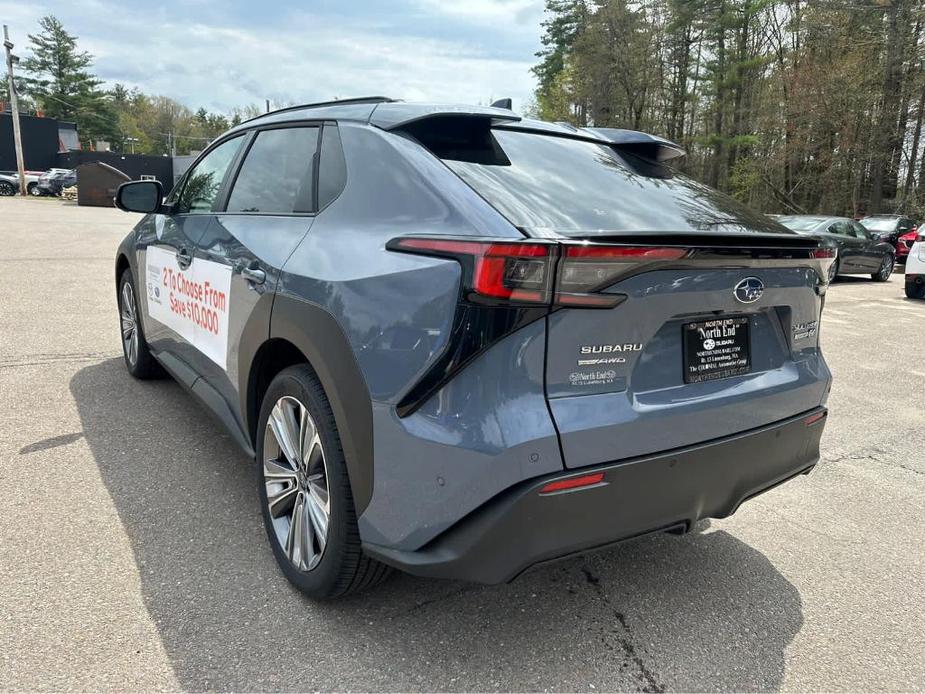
[239,96,397,125]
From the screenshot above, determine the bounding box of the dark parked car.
[860,214,917,251]
[777,216,896,281]
[35,168,76,196]
[113,97,833,599]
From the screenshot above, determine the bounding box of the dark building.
[1,112,175,189]
[0,112,75,172]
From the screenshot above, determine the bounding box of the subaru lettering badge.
[734,277,764,304]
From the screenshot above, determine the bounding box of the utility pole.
[3,25,26,196]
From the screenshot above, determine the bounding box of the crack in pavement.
[581,566,665,693]
[823,445,925,477]
[0,352,120,369]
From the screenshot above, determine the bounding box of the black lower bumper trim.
[363,409,826,584]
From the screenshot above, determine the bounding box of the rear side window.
[419,125,784,236]
[227,127,319,213]
[317,124,347,210]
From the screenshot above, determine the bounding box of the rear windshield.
[777,216,826,232]
[860,217,898,232]
[435,128,787,236]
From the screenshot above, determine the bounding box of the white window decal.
[145,245,233,369]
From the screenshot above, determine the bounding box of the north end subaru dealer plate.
[682,316,751,384]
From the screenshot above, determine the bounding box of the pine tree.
[20,15,118,146]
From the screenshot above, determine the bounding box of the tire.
[28,182,40,196]
[906,282,925,300]
[871,254,894,282]
[257,365,391,599]
[828,257,839,282]
[118,269,161,379]
[0,180,14,196]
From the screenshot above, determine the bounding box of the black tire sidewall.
[0,181,14,196]
[256,366,356,598]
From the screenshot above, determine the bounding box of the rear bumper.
[363,409,826,584]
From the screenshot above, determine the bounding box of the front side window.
[227,127,320,214]
[176,136,244,214]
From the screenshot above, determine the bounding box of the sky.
[1,0,545,114]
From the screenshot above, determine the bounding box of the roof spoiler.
[582,128,686,161]
[371,103,522,130]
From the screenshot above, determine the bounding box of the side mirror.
[115,180,164,213]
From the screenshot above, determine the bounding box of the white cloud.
[0,0,540,114]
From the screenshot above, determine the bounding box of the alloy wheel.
[263,395,331,572]
[879,256,894,280]
[120,282,139,366]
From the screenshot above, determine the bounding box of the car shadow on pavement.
[71,358,804,693]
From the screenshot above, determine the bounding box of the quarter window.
[176,135,244,214]
[227,127,320,214]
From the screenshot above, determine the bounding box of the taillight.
[556,244,688,307]
[810,248,837,259]
[387,237,557,305]
[389,237,694,308]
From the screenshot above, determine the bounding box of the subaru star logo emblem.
[734,277,764,304]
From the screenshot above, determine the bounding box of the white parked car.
[905,231,925,299]
[0,170,42,196]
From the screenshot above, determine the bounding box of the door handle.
[241,265,266,285]
[176,249,192,270]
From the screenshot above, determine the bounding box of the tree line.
[531,0,925,217]
[2,15,267,157]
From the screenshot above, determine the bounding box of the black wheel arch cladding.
[266,293,375,514]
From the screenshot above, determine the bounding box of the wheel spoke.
[285,492,307,569]
[264,460,299,517]
[307,474,329,513]
[269,399,301,467]
[305,492,329,545]
[299,407,317,470]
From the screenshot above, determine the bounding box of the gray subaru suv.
[114,97,833,599]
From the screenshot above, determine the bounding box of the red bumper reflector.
[539,472,605,494]
[805,411,826,426]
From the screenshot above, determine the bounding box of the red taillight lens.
[805,411,826,426]
[389,238,693,308]
[556,244,688,307]
[388,237,556,305]
[810,248,837,259]
[539,472,606,494]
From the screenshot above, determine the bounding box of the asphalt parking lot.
[1,196,923,692]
